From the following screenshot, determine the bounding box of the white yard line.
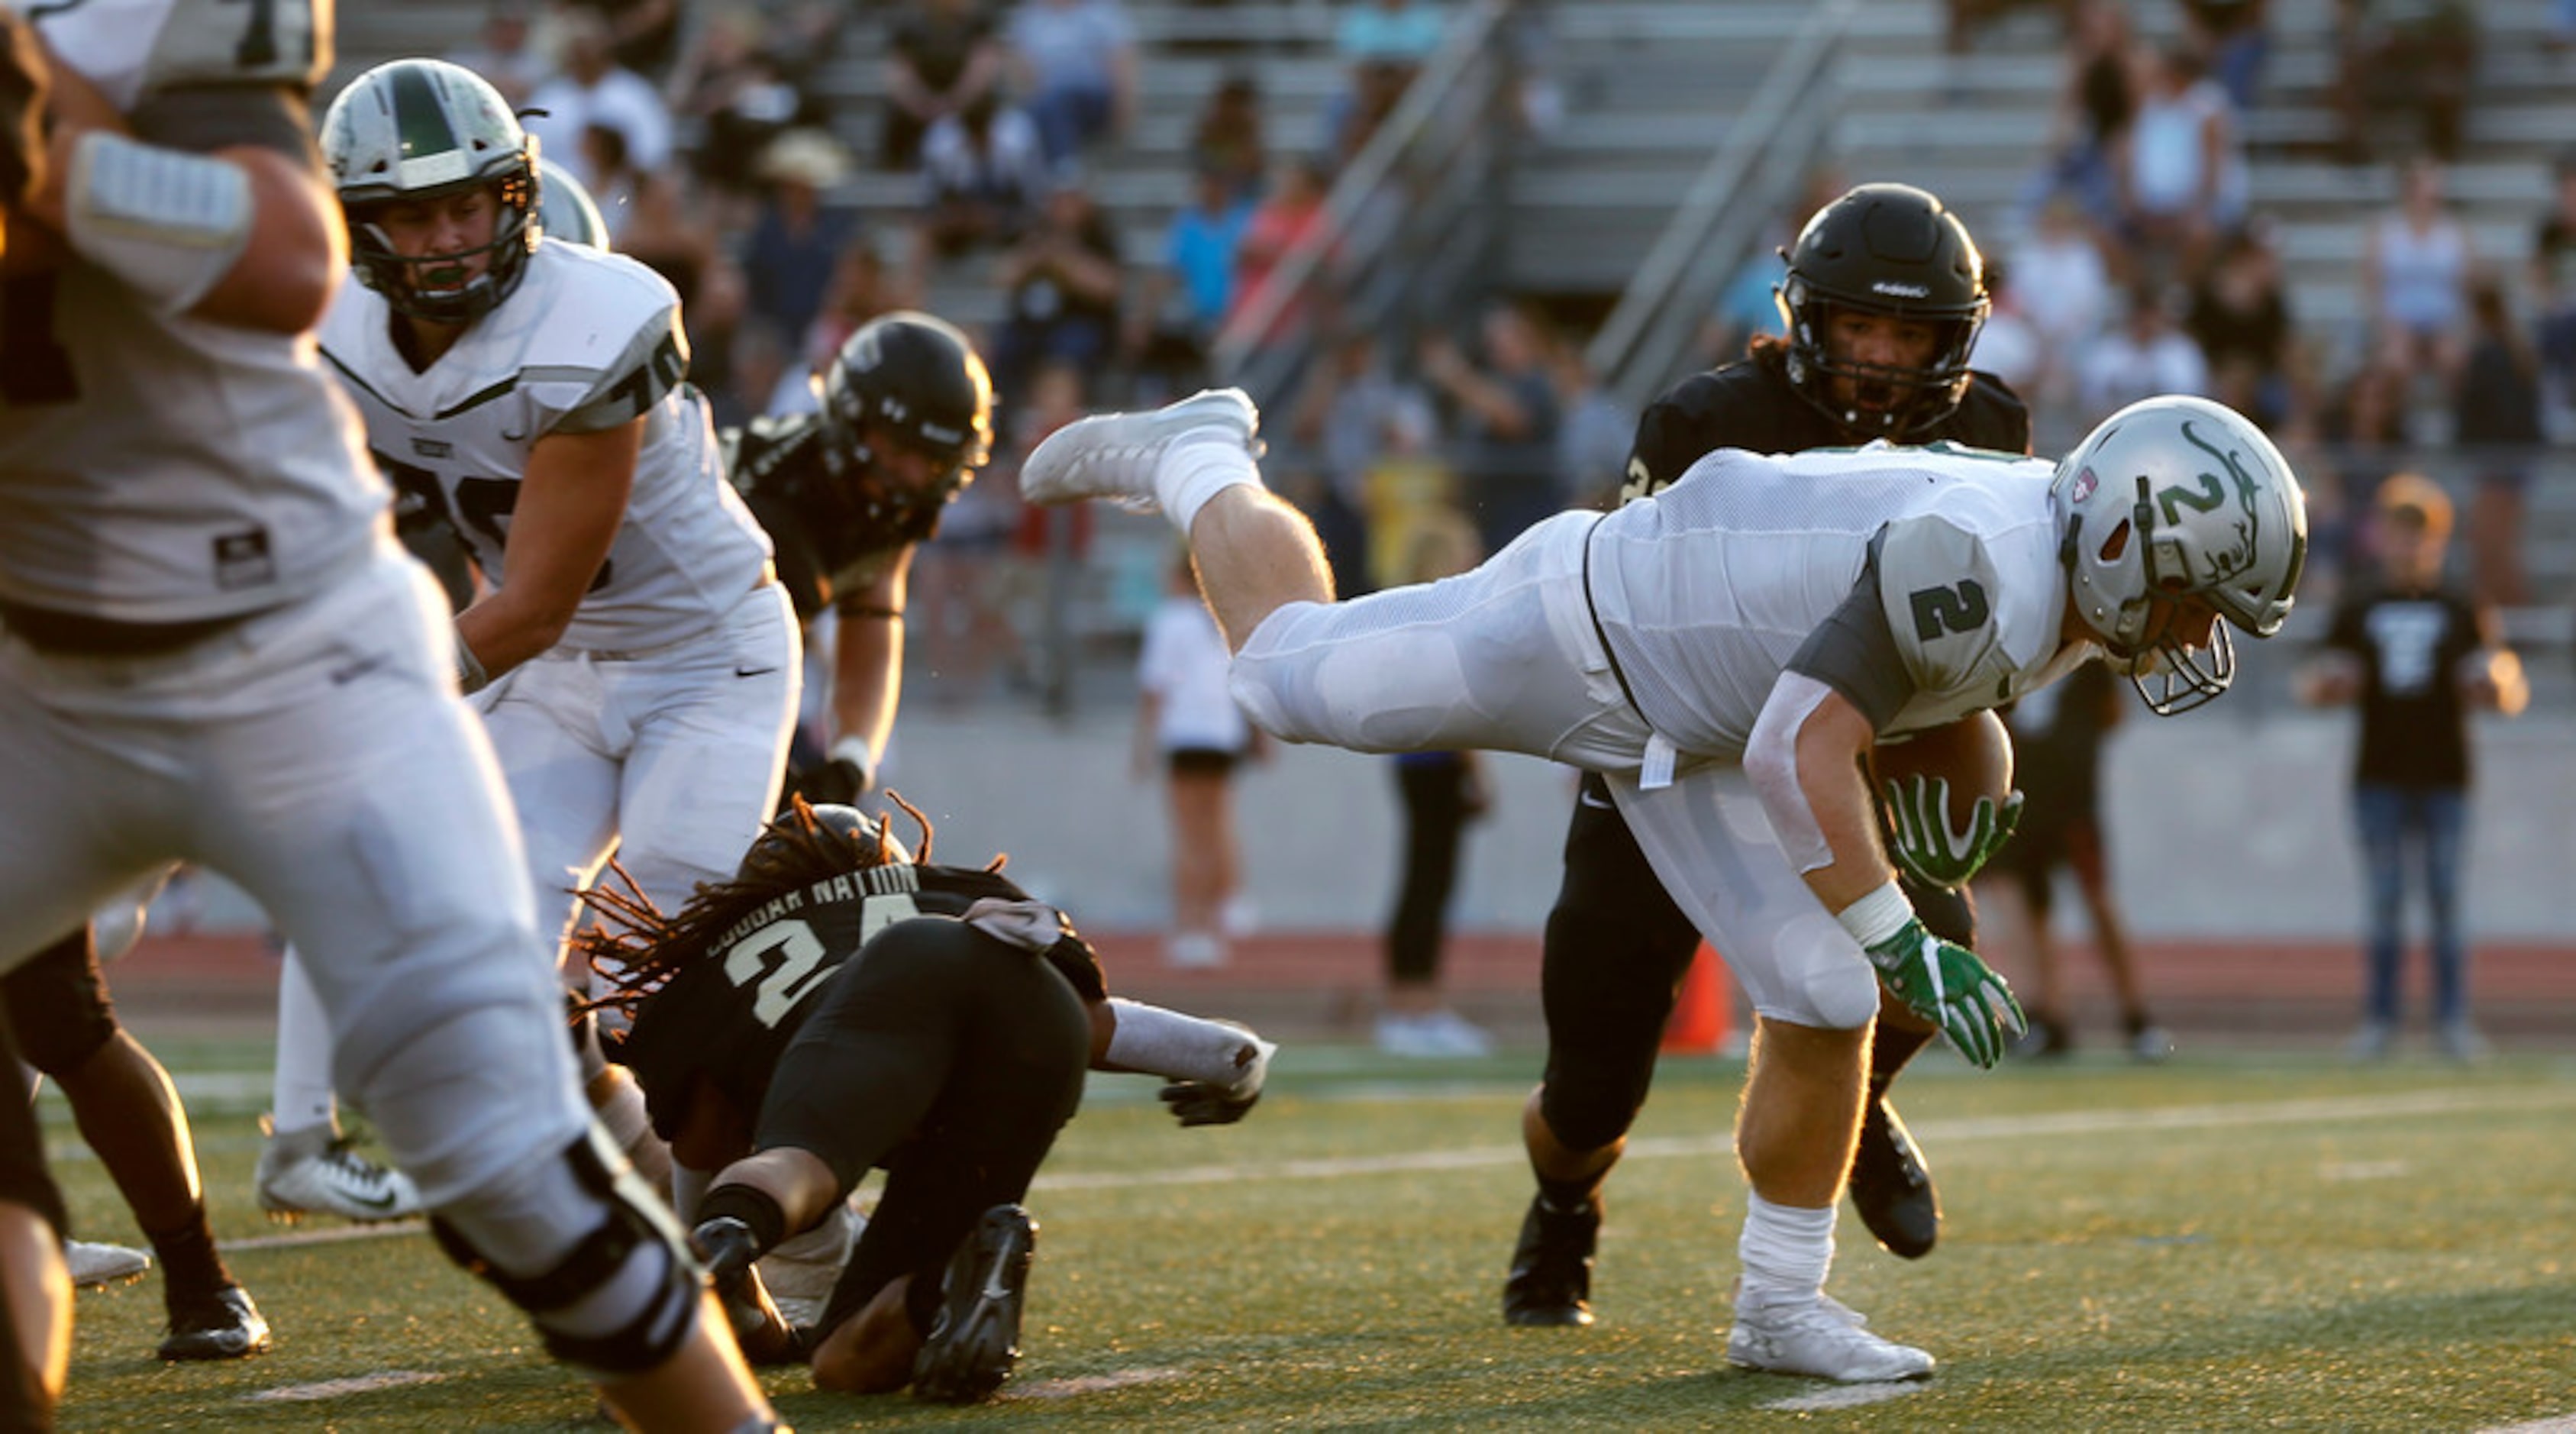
[208,1084,2576,1251]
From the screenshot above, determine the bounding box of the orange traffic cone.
[1661,942,1732,1054]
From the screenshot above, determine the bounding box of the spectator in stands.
[1374,506,1493,1058]
[1288,325,1431,596]
[2300,473,2527,1064]
[2181,0,2270,115]
[1226,153,1335,349]
[883,0,1006,172]
[988,168,1126,405]
[2453,280,2544,610]
[710,317,792,431]
[1419,299,1565,557]
[523,8,675,194]
[1329,0,1448,160]
[1004,0,1140,165]
[799,240,909,389]
[593,124,721,314]
[2526,150,2576,431]
[2362,154,2476,404]
[1983,664,2173,1063]
[2111,40,2246,289]
[1551,340,1631,516]
[1190,69,1270,206]
[667,5,812,205]
[2333,0,2476,165]
[2021,0,2137,245]
[743,128,860,350]
[2075,281,2210,426]
[1136,542,1265,971]
[2185,222,2299,431]
[1129,163,1259,398]
[1969,259,2048,417]
[912,91,1054,277]
[572,0,683,79]
[446,0,549,110]
[2006,192,2116,444]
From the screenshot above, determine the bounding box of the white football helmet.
[320,59,541,324]
[2051,395,2308,715]
[537,158,609,250]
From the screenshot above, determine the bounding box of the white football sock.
[270,949,339,1137]
[1158,434,1264,533]
[1738,1191,1835,1304]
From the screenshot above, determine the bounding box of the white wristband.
[63,131,253,315]
[1832,880,1915,950]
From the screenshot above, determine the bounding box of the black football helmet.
[739,802,912,881]
[1774,182,1990,440]
[816,311,996,543]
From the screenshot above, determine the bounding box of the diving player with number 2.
[258,57,800,1216]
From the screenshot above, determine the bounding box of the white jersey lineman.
[1228,441,2096,1029]
[315,236,799,951]
[0,0,592,1220]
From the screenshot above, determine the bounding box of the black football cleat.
[1501,1193,1600,1327]
[158,1285,272,1361]
[1848,1097,1940,1259]
[912,1204,1036,1404]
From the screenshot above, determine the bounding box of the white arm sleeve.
[1743,670,1840,875]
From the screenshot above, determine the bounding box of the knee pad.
[1,932,116,1077]
[431,1127,701,1377]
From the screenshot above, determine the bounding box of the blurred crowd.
[427,0,2563,712]
[1921,0,2544,615]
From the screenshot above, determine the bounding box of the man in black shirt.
[1503,183,2035,1332]
[576,797,1277,1403]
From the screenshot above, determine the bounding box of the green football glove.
[1880,776,2025,890]
[1861,919,2027,1069]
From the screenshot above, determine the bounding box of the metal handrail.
[1209,0,1518,405]
[1583,0,1860,409]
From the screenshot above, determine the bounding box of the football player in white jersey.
[0,5,777,1430]
[258,57,801,1219]
[1020,388,2309,1381]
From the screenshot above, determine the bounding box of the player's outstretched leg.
[1019,388,1328,652]
[910,1203,1037,1406]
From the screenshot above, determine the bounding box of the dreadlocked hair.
[571,793,948,1021]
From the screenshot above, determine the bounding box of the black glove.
[689,1215,760,1281]
[0,9,50,212]
[1157,1077,1261,1127]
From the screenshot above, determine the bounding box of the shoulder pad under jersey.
[1875,513,2008,697]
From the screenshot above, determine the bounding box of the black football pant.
[2,929,120,1084]
[1536,771,1974,1152]
[755,919,1092,1337]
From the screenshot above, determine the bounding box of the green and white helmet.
[2050,394,2309,715]
[319,58,542,324]
[537,158,609,250]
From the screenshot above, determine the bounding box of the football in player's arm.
[728,312,998,808]
[573,796,1277,1403]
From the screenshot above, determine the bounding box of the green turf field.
[40,1042,2576,1431]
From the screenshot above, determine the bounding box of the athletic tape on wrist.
[1105,998,1267,1093]
[455,629,491,695]
[1832,880,1915,951]
[64,131,253,315]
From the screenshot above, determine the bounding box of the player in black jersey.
[573,797,1277,1403]
[725,312,996,806]
[1503,183,2035,1329]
